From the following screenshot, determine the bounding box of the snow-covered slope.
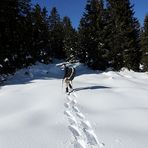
[0,63,148,148]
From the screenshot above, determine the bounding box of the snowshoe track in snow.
[64,92,104,148]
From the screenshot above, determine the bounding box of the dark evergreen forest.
[0,0,148,79]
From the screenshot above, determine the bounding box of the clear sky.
[32,0,148,29]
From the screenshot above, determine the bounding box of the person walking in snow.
[62,63,75,95]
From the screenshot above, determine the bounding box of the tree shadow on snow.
[0,73,62,88]
[74,85,111,92]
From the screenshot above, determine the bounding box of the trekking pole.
[62,79,64,92]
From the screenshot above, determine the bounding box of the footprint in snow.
[72,106,80,113]
[76,112,85,120]
[68,116,78,125]
[68,125,82,139]
[64,93,104,148]
[83,128,105,147]
[64,102,70,108]
[64,110,73,118]
[73,139,86,148]
[81,120,92,130]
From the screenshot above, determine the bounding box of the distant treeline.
[0,0,148,76]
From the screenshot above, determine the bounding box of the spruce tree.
[78,0,108,70]
[30,4,50,63]
[107,0,141,71]
[105,1,123,70]
[62,16,78,60]
[48,7,65,59]
[40,7,52,64]
[141,15,148,71]
[16,0,32,68]
[0,0,20,74]
[0,0,33,74]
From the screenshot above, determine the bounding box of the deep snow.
[0,63,148,148]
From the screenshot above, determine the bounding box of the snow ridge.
[64,92,104,148]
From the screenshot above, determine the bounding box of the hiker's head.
[61,63,67,70]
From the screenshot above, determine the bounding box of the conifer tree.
[31,4,44,62]
[40,7,52,63]
[0,0,33,74]
[30,4,50,63]
[48,7,65,59]
[62,16,78,59]
[105,1,123,70]
[78,0,108,70]
[107,0,141,71]
[18,0,31,15]
[0,0,20,74]
[141,15,148,71]
[15,0,32,68]
[0,0,53,75]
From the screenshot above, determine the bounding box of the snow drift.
[0,62,148,148]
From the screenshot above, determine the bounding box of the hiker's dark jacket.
[63,67,75,81]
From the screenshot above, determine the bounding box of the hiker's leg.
[69,81,73,89]
[65,79,69,94]
[69,81,74,92]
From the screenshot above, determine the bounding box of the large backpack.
[64,67,75,80]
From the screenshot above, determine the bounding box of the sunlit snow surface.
[0,62,148,148]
